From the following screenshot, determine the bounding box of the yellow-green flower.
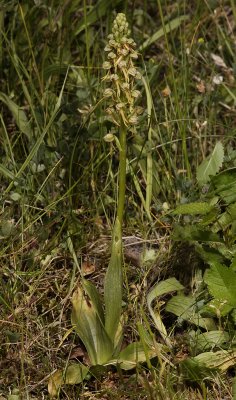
[102,13,142,128]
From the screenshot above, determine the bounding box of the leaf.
[48,363,89,398]
[180,358,217,382]
[104,217,123,344]
[211,168,236,204]
[147,278,184,347]
[0,92,31,138]
[140,15,189,51]
[191,331,230,352]
[165,295,216,330]
[172,225,222,243]
[71,286,113,365]
[173,202,214,215]
[197,142,224,186]
[212,202,236,232]
[107,341,157,370]
[83,279,105,325]
[204,263,236,308]
[194,350,236,371]
[0,164,16,181]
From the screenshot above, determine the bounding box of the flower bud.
[130,51,138,59]
[131,90,141,98]
[118,60,127,68]
[104,45,112,52]
[129,115,138,125]
[121,82,129,90]
[103,88,114,98]
[110,74,119,81]
[106,107,115,115]
[135,71,142,79]
[128,67,137,77]
[108,52,116,59]
[103,61,112,70]
[109,39,117,47]
[119,48,129,56]
[135,106,144,115]
[116,102,125,110]
[104,133,115,142]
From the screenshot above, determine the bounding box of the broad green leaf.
[196,244,225,267]
[104,217,123,344]
[194,350,236,371]
[231,256,236,272]
[173,202,213,215]
[180,358,217,382]
[212,202,236,232]
[197,142,224,185]
[140,15,189,51]
[211,168,236,204]
[204,263,236,308]
[172,225,222,243]
[0,92,31,138]
[71,286,113,365]
[147,278,184,347]
[48,363,89,398]
[165,295,216,330]
[83,280,105,325]
[107,341,157,370]
[190,331,230,352]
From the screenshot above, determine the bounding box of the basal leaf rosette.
[102,13,143,128]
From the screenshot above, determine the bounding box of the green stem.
[117,122,127,226]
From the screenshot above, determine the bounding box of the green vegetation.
[0,1,236,399]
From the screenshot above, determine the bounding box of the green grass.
[0,0,236,399]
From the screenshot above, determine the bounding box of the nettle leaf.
[211,168,236,204]
[204,263,236,308]
[172,225,222,243]
[212,202,236,233]
[173,202,214,215]
[147,278,184,347]
[48,363,89,398]
[197,142,224,186]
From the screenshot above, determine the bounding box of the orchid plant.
[48,14,157,398]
